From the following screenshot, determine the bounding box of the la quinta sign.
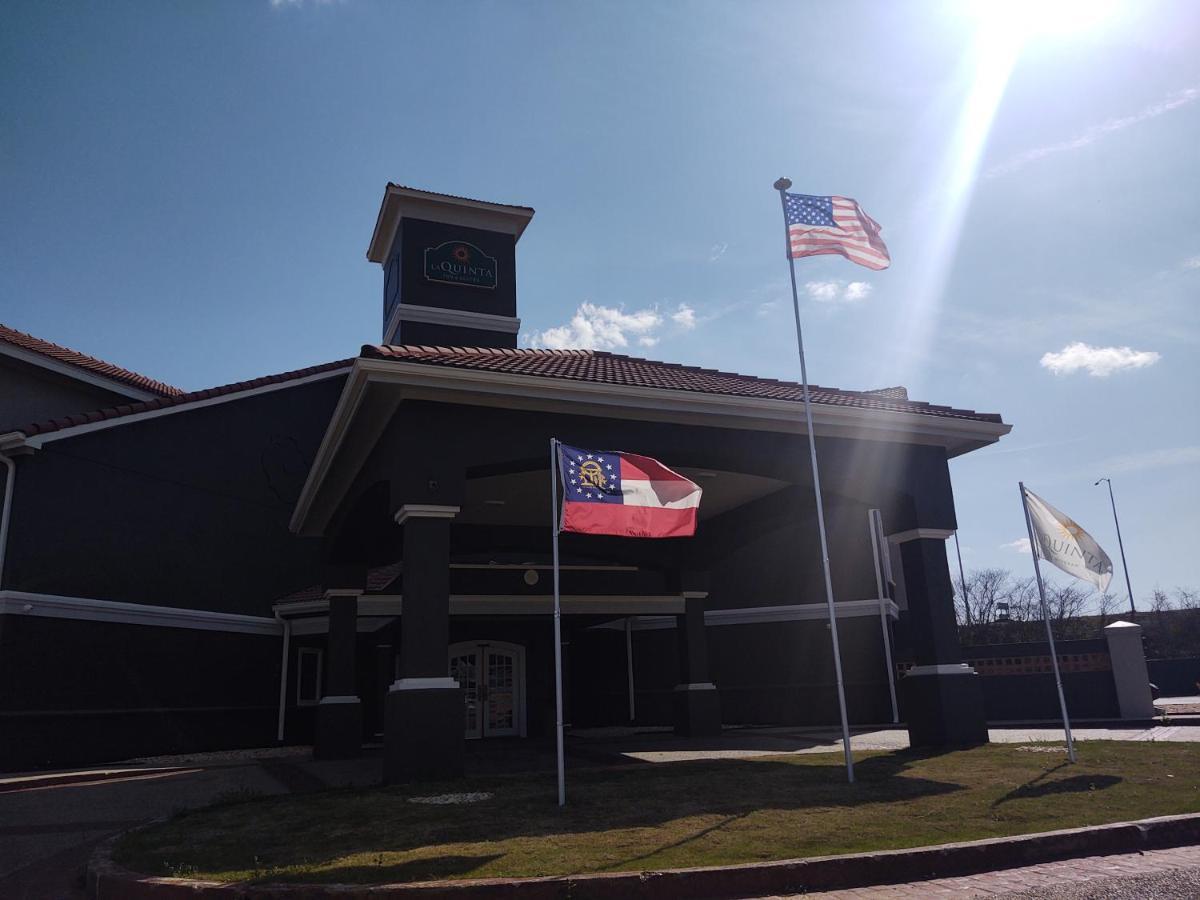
[423,241,498,290]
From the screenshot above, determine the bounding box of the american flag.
[783,192,890,271]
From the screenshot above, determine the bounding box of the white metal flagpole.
[550,437,567,805]
[1095,477,1136,618]
[775,177,855,783]
[954,530,970,626]
[868,509,899,724]
[1019,481,1077,763]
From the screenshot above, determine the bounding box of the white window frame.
[296,647,323,707]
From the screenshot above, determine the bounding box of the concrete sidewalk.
[569,721,1200,764]
[776,843,1200,898]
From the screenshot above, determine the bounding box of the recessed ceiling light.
[484,499,506,506]
[696,471,719,479]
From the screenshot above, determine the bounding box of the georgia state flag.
[557,443,702,539]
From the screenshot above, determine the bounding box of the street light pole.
[1095,477,1136,618]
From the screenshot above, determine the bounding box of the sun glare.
[965,0,1123,45]
[878,0,1124,392]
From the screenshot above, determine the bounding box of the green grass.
[114,742,1200,885]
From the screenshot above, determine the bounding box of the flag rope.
[775,178,855,784]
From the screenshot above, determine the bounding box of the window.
[296,648,323,706]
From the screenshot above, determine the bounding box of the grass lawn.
[115,742,1200,885]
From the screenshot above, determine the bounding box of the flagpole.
[550,437,567,806]
[953,531,970,627]
[1019,482,1077,763]
[1095,477,1136,618]
[868,509,899,724]
[775,177,854,783]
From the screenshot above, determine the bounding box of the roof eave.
[366,184,535,264]
[0,342,165,402]
[289,357,1011,536]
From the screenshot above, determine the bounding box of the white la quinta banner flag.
[1023,487,1113,592]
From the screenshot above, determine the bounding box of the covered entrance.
[449,640,527,738]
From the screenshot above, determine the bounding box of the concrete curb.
[89,812,1200,899]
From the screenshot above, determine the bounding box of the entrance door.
[448,641,526,739]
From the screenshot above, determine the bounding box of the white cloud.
[1001,538,1032,554]
[844,281,873,302]
[708,242,728,263]
[526,301,700,351]
[1096,446,1200,476]
[671,304,697,330]
[1039,342,1161,377]
[805,280,873,304]
[527,302,661,351]
[1183,255,1200,270]
[987,85,1200,178]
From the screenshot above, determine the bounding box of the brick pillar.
[384,504,463,784]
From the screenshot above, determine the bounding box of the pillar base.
[314,696,363,760]
[900,666,989,747]
[673,683,721,737]
[384,680,464,784]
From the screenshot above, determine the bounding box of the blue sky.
[2,1,1197,603]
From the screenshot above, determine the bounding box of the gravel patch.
[407,791,494,805]
[986,866,1200,899]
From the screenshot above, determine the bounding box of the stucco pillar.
[384,504,462,784]
[892,528,988,747]
[314,589,363,759]
[672,575,720,737]
[1104,620,1155,719]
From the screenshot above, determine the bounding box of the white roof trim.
[289,358,1010,533]
[276,593,687,617]
[0,590,282,635]
[5,366,351,450]
[0,342,161,402]
[383,303,521,344]
[368,185,535,263]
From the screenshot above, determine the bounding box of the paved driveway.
[0,755,305,899]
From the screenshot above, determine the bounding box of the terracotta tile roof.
[4,342,1002,443]
[361,345,1005,424]
[1,323,182,397]
[7,358,353,439]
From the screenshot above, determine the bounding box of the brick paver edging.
[88,812,1200,900]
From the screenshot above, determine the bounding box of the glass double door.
[448,641,524,739]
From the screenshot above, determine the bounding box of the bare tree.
[954,567,1010,630]
[1096,591,1120,625]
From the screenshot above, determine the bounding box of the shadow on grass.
[119,750,968,884]
[990,761,1122,808]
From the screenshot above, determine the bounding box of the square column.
[891,529,988,747]
[673,590,721,737]
[1104,621,1155,719]
[314,589,363,759]
[384,504,463,784]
